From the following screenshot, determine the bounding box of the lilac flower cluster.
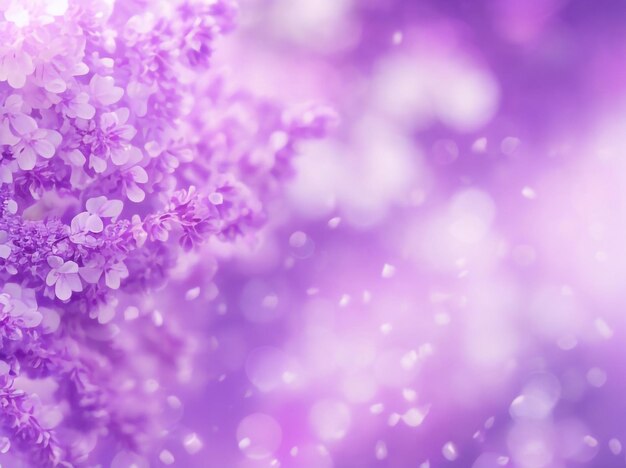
[0,0,335,465]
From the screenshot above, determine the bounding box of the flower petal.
[66,273,83,292]
[116,124,136,141]
[111,147,131,166]
[98,199,123,218]
[47,255,63,268]
[68,92,96,119]
[112,261,129,278]
[58,261,79,274]
[44,78,67,94]
[125,182,145,203]
[21,309,42,328]
[16,146,36,170]
[99,111,119,131]
[6,68,26,89]
[125,145,143,166]
[45,130,62,147]
[0,244,11,259]
[114,107,130,125]
[71,212,89,233]
[79,266,103,284]
[90,75,123,106]
[11,114,37,134]
[46,269,59,286]
[3,94,22,111]
[33,139,55,158]
[85,214,104,233]
[67,149,86,166]
[90,155,107,173]
[86,196,107,213]
[105,270,121,289]
[40,307,60,333]
[55,277,72,301]
[6,52,33,89]
[129,165,148,183]
[0,120,19,146]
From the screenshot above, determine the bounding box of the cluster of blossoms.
[0,0,335,465]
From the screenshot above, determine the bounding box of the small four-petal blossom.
[12,129,61,170]
[46,256,83,301]
[71,196,124,240]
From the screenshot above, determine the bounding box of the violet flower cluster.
[0,0,335,466]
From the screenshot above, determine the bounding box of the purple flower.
[126,80,156,117]
[79,255,129,290]
[120,148,149,202]
[130,214,148,247]
[103,260,129,289]
[62,92,96,120]
[71,196,123,237]
[0,35,34,89]
[12,129,61,170]
[0,230,11,259]
[89,75,124,107]
[0,94,37,144]
[0,0,332,464]
[45,256,83,301]
[83,108,141,169]
[0,283,41,328]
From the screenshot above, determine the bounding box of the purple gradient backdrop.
[3,0,626,467]
[177,1,626,467]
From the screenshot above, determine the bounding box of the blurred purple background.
[116,1,626,467]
